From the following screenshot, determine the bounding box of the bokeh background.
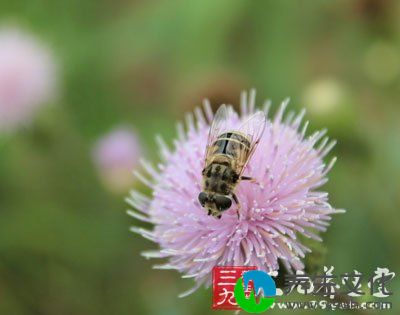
[0,1,399,314]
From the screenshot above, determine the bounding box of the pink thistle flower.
[0,26,56,132]
[127,90,344,297]
[93,126,142,194]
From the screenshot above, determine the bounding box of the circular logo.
[234,270,276,313]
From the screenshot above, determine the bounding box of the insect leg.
[232,193,240,219]
[240,176,258,184]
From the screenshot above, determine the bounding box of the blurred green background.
[0,0,399,314]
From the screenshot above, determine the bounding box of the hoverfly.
[198,105,267,219]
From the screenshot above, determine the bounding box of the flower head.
[93,126,142,194]
[127,90,343,296]
[0,26,56,132]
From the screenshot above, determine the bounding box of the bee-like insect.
[198,105,266,219]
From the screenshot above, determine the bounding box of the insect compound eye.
[198,192,208,207]
[214,195,232,211]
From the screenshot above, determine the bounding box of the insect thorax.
[202,159,238,195]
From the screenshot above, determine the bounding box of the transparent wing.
[235,111,267,176]
[237,111,267,145]
[204,105,230,165]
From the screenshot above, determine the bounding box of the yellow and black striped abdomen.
[210,132,251,173]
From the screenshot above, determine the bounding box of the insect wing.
[204,105,231,165]
[238,111,266,144]
[235,111,267,176]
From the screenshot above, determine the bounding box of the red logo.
[212,266,257,310]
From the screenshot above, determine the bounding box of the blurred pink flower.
[0,27,56,131]
[127,90,344,296]
[93,126,142,194]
